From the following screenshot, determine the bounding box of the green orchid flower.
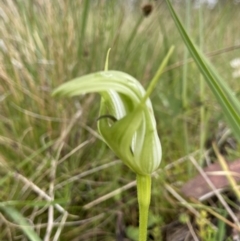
[53,70,161,176]
[52,47,174,241]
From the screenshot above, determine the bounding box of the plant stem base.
[137,174,151,241]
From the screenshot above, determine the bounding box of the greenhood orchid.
[52,47,174,241]
[53,70,161,176]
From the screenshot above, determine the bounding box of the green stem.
[125,15,144,55]
[183,0,191,174]
[142,46,174,104]
[137,174,151,241]
[182,0,191,109]
[199,4,206,166]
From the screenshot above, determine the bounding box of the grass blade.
[166,0,240,141]
[0,205,42,241]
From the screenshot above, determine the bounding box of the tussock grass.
[0,1,240,240]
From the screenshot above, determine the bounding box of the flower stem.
[137,174,151,241]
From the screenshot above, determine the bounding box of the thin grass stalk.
[182,0,190,110]
[213,143,240,201]
[74,0,90,74]
[199,4,206,166]
[183,0,191,173]
[190,156,240,227]
[124,15,144,59]
[158,13,174,85]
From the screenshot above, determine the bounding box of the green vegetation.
[0,1,240,240]
[52,46,174,241]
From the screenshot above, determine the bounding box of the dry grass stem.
[189,156,240,227]
[186,220,199,241]
[83,181,137,210]
[55,160,121,189]
[213,143,240,200]
[44,157,57,241]
[12,171,74,217]
[58,140,90,165]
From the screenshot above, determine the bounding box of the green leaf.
[166,0,240,141]
[0,205,42,241]
[126,226,139,241]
